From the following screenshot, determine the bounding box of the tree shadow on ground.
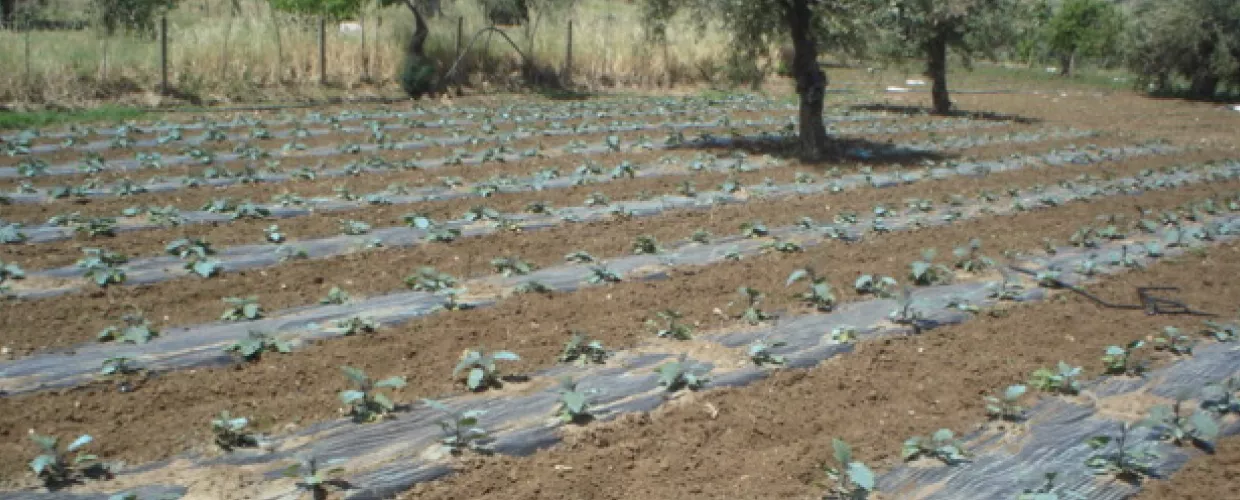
[847,103,1042,124]
[665,134,953,168]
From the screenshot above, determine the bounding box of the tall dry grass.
[0,0,734,105]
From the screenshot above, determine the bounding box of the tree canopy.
[1127,0,1240,98]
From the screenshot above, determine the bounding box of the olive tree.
[878,0,1015,114]
[641,0,865,161]
[1127,0,1240,99]
[1044,0,1124,77]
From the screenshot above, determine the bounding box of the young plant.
[830,326,859,344]
[553,377,594,424]
[735,287,774,325]
[1101,341,1148,376]
[631,235,661,255]
[1201,376,1240,414]
[901,429,969,465]
[225,331,291,361]
[1152,326,1194,355]
[28,433,107,487]
[952,238,994,273]
[1029,362,1083,395]
[587,265,622,284]
[909,249,952,286]
[656,355,709,392]
[220,296,264,321]
[1143,398,1220,449]
[75,248,127,287]
[490,256,534,276]
[1200,321,1239,342]
[423,399,491,455]
[338,219,371,236]
[559,333,609,366]
[564,250,596,263]
[1085,422,1160,482]
[740,220,770,238]
[648,309,693,340]
[283,455,348,500]
[888,287,924,327]
[100,357,142,377]
[319,286,351,305]
[984,384,1028,421]
[329,316,380,336]
[97,313,159,344]
[854,274,898,298]
[453,349,520,391]
[264,224,285,243]
[165,238,222,277]
[786,267,836,311]
[822,438,875,500]
[211,411,258,451]
[405,266,458,292]
[339,366,407,423]
[748,340,787,367]
[1016,472,1070,500]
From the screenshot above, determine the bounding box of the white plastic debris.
[885,86,911,93]
[905,79,926,86]
[338,22,362,35]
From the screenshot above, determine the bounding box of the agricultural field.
[1,76,1240,500]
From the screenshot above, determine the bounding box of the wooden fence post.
[318,16,327,85]
[562,19,572,84]
[160,14,168,95]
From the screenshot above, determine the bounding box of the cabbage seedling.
[657,356,709,392]
[554,377,594,424]
[73,217,117,239]
[329,316,380,336]
[100,357,141,377]
[1201,376,1240,414]
[1143,399,1219,449]
[339,366,406,423]
[649,309,693,340]
[423,399,491,455]
[631,235,661,255]
[559,333,609,366]
[787,267,836,311]
[1029,362,1082,395]
[690,229,711,243]
[823,438,875,500]
[339,220,371,236]
[405,267,457,292]
[854,275,898,298]
[283,455,348,499]
[1101,341,1147,376]
[454,349,520,391]
[491,256,534,276]
[1152,326,1194,355]
[97,313,158,344]
[220,296,264,321]
[319,287,351,305]
[735,287,774,325]
[909,249,952,286]
[901,429,969,465]
[1085,422,1160,481]
[226,331,291,361]
[1015,472,1074,500]
[587,265,622,284]
[263,225,285,243]
[211,411,257,451]
[565,250,595,263]
[740,221,769,238]
[952,239,993,273]
[748,340,787,367]
[28,433,107,487]
[76,248,127,287]
[984,385,1027,421]
[888,287,923,327]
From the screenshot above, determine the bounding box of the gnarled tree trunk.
[784,0,828,162]
[925,31,951,115]
[1189,72,1218,100]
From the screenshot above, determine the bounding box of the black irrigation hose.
[1006,264,1217,316]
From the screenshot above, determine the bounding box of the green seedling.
[220,296,264,321]
[454,349,520,391]
[28,433,109,488]
[76,248,127,287]
[1029,362,1083,395]
[73,217,118,239]
[1200,320,1239,342]
[822,438,875,500]
[888,287,923,327]
[283,455,348,500]
[1201,376,1240,414]
[1085,422,1160,482]
[648,309,693,340]
[405,266,457,292]
[211,411,258,451]
[226,331,291,361]
[1035,268,1063,288]
[559,333,610,366]
[1016,472,1084,500]
[984,384,1028,421]
[902,429,969,465]
[764,239,803,253]
[631,235,661,255]
[584,192,610,207]
[656,355,709,392]
[339,219,371,236]
[740,220,770,238]
[339,366,406,423]
[587,265,622,284]
[564,250,596,263]
[1102,341,1148,376]
[786,267,837,312]
[329,316,380,336]
[275,245,309,261]
[1152,326,1194,355]
[97,313,159,344]
[100,357,141,377]
[423,399,491,455]
[854,274,898,298]
[553,377,594,424]
[263,225,285,243]
[490,256,534,276]
[231,202,270,221]
[514,280,552,294]
[1143,398,1220,449]
[319,286,351,305]
[748,340,787,367]
[988,268,1026,301]
[690,229,711,243]
[830,326,858,344]
[952,238,994,273]
[909,249,952,286]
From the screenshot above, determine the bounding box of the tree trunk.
[925,32,950,115]
[0,0,16,28]
[404,0,428,58]
[783,0,828,162]
[1059,50,1073,77]
[1189,73,1219,100]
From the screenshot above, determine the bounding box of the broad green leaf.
[467,368,485,390]
[339,390,365,405]
[492,351,520,361]
[67,434,93,452]
[832,438,852,466]
[29,455,54,475]
[1005,385,1028,401]
[563,392,587,413]
[374,393,395,411]
[376,376,407,389]
[848,462,875,490]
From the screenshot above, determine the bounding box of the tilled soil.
[1136,437,1240,500]
[0,142,1225,353]
[399,244,1240,500]
[0,173,1234,483]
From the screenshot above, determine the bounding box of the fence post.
[23,20,31,89]
[455,16,462,59]
[318,16,327,85]
[160,14,168,95]
[562,19,572,84]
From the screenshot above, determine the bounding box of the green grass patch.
[0,106,148,131]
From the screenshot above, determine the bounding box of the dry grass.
[0,0,735,106]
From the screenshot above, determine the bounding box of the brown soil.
[399,246,1240,500]
[1136,437,1240,500]
[0,129,1114,271]
[0,139,1223,354]
[0,169,1233,484]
